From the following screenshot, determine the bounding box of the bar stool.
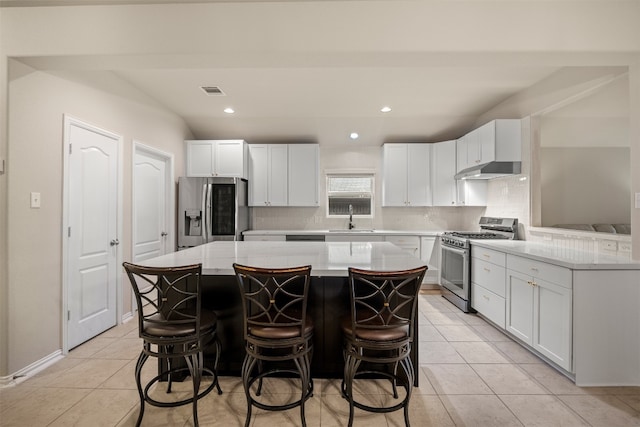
[123,262,222,427]
[341,266,427,427]
[233,263,314,427]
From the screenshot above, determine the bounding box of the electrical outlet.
[30,192,41,208]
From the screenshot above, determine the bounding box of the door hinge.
[68,227,71,237]
[67,310,71,321]
[69,144,72,155]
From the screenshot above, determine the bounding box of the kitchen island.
[138,241,427,380]
[470,240,640,386]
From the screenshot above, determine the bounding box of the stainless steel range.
[440,217,518,312]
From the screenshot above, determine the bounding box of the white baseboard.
[0,350,64,388]
[121,311,134,324]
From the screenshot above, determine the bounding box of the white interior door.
[65,118,120,349]
[133,144,172,263]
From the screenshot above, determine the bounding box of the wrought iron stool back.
[123,262,222,427]
[233,263,314,427]
[342,265,427,427]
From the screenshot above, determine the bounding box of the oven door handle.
[442,245,468,256]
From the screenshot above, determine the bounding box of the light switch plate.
[30,192,41,208]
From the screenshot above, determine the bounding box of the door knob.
[161,231,168,237]
[110,239,120,246]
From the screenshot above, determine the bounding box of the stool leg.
[214,337,223,395]
[399,357,414,427]
[293,355,309,427]
[185,350,203,427]
[134,350,149,427]
[241,353,259,427]
[344,354,362,427]
[164,345,174,394]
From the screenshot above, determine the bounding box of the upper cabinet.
[431,140,457,206]
[431,140,487,206]
[288,144,320,206]
[185,139,247,178]
[456,119,521,173]
[248,144,289,206]
[248,143,320,207]
[382,143,432,207]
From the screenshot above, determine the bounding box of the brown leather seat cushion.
[341,315,408,342]
[143,309,217,337]
[249,315,314,339]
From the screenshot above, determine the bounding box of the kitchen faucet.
[348,204,355,230]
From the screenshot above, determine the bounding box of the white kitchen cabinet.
[185,139,247,178]
[325,234,385,242]
[471,246,507,328]
[248,144,288,206]
[431,140,457,206]
[385,235,420,257]
[382,144,432,207]
[420,236,440,284]
[506,255,572,371]
[431,139,487,206]
[288,144,319,206]
[243,234,286,241]
[456,119,521,173]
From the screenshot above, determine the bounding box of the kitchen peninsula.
[139,241,427,380]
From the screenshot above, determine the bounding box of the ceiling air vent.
[200,86,226,96]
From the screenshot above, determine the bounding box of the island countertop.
[138,241,427,276]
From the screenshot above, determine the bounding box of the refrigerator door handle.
[201,183,209,244]
[205,183,213,244]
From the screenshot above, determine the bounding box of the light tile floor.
[1,290,639,426]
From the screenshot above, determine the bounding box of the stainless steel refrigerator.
[178,177,249,250]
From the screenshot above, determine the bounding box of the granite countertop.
[471,240,640,270]
[138,241,427,276]
[243,229,442,236]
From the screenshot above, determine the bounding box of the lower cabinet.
[471,246,506,328]
[420,236,440,284]
[471,284,505,328]
[506,256,572,372]
[243,234,286,241]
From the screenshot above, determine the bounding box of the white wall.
[541,147,630,226]
[6,64,191,375]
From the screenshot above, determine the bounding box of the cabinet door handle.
[530,267,539,272]
[484,268,490,272]
[483,295,490,301]
[483,254,490,258]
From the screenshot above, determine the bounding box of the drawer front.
[471,284,506,329]
[471,246,506,267]
[385,235,420,246]
[244,235,286,241]
[507,255,572,288]
[472,258,506,297]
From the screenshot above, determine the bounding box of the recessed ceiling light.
[223,107,235,114]
[380,106,392,113]
[349,132,359,140]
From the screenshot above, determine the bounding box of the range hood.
[454,161,521,180]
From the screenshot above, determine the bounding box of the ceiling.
[5,1,636,147]
[42,58,559,147]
